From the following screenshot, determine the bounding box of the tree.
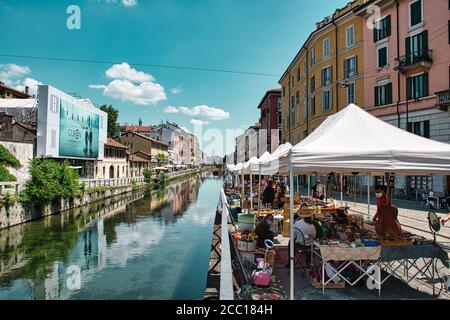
[156,153,168,166]
[0,144,20,181]
[100,105,119,138]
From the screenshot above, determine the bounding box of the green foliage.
[100,105,119,138]
[143,168,153,184]
[1,192,18,208]
[21,158,82,206]
[0,165,16,181]
[156,153,168,166]
[131,180,138,193]
[0,144,20,169]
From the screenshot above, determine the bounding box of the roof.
[121,131,169,147]
[134,150,153,158]
[125,125,153,133]
[129,155,150,163]
[0,82,31,98]
[257,88,282,109]
[105,138,128,149]
[0,99,37,108]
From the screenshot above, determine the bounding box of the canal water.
[0,174,221,300]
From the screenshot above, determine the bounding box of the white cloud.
[190,119,210,125]
[171,84,183,94]
[105,62,154,83]
[90,63,167,106]
[98,0,138,7]
[0,64,31,86]
[89,84,107,89]
[164,106,179,113]
[97,79,166,106]
[179,105,230,121]
[15,78,42,97]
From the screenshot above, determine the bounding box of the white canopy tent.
[259,143,293,175]
[284,104,450,300]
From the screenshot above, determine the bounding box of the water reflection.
[0,174,217,300]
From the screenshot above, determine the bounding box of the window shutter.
[344,60,348,79]
[355,56,358,75]
[422,30,428,52]
[406,77,412,100]
[423,73,429,97]
[373,24,378,42]
[375,86,379,106]
[424,120,430,138]
[386,16,391,37]
[386,83,393,104]
[406,122,413,133]
[405,36,411,57]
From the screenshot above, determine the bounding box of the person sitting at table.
[373,185,387,223]
[286,209,316,267]
[254,214,276,249]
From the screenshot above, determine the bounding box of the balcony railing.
[396,50,433,71]
[436,89,450,111]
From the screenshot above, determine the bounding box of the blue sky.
[0,0,350,156]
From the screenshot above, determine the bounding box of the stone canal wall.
[0,184,137,230]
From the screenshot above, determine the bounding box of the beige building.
[94,138,129,179]
[119,131,169,167]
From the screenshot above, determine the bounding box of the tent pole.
[289,153,295,300]
[367,172,371,218]
[250,173,253,211]
[241,172,244,208]
[307,174,311,197]
[258,170,261,211]
[340,174,343,207]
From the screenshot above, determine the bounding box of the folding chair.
[293,226,313,278]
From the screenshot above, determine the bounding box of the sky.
[0,0,350,156]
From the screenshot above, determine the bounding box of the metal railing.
[218,188,234,300]
[80,176,145,189]
[436,90,450,109]
[0,182,24,196]
[397,49,433,69]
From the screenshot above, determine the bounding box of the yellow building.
[279,0,365,145]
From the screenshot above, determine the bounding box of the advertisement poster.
[59,98,99,159]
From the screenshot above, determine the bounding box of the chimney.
[25,86,29,96]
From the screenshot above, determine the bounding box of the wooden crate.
[310,277,345,289]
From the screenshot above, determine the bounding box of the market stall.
[286,104,450,300]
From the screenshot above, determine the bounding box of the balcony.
[396,50,433,73]
[436,90,450,112]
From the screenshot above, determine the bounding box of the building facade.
[94,138,129,179]
[279,0,365,145]
[236,124,261,163]
[258,88,282,155]
[0,82,31,99]
[119,131,169,167]
[356,0,450,192]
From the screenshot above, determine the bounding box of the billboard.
[59,98,100,158]
[37,85,107,160]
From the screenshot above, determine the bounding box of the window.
[296,90,300,105]
[344,56,357,78]
[409,0,423,27]
[406,30,428,64]
[374,15,391,42]
[347,82,355,104]
[310,49,315,68]
[407,120,430,138]
[321,89,332,111]
[374,82,393,106]
[297,67,300,82]
[291,95,295,109]
[346,25,355,48]
[407,73,429,100]
[310,76,315,93]
[282,86,286,97]
[322,66,332,86]
[377,45,388,68]
[303,60,307,77]
[323,38,330,58]
[310,95,316,116]
[303,98,308,117]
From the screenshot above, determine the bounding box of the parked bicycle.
[396,185,417,201]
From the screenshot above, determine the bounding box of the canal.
[0,174,221,300]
